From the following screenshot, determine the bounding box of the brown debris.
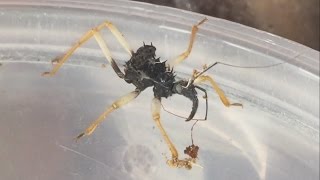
[184,144,199,159]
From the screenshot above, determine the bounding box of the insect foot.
[166,157,199,170]
[75,123,99,142]
[166,144,202,169]
[166,157,193,170]
[51,57,61,65]
[41,71,54,77]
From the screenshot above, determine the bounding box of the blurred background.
[133,0,320,51]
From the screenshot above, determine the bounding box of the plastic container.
[0,1,318,180]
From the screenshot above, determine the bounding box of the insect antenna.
[190,120,198,145]
[184,59,289,144]
[160,103,207,121]
[192,52,306,85]
[160,85,208,145]
[161,103,203,145]
[195,61,284,79]
[184,59,288,89]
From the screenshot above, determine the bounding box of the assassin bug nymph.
[42,18,244,169]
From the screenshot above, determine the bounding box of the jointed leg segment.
[194,75,242,107]
[152,97,197,169]
[76,89,140,140]
[152,98,178,158]
[42,21,132,77]
[168,18,207,67]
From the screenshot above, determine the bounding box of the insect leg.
[42,21,132,77]
[98,21,133,55]
[93,31,125,78]
[167,18,207,67]
[42,29,96,76]
[76,89,140,140]
[152,97,196,169]
[194,75,243,108]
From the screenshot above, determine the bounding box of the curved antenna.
[160,85,208,121]
[161,86,208,145]
[160,103,203,145]
[183,60,287,88]
[193,61,284,80]
[190,120,198,145]
[192,52,305,82]
[160,103,207,121]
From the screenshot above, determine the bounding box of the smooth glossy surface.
[0,1,319,180]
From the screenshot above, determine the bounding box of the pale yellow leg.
[194,75,243,107]
[167,18,207,67]
[42,21,132,76]
[151,98,197,169]
[76,89,140,140]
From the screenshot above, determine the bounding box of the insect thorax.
[124,44,175,98]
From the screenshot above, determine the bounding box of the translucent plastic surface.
[0,1,319,180]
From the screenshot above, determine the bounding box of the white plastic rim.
[0,1,319,180]
[0,0,318,75]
